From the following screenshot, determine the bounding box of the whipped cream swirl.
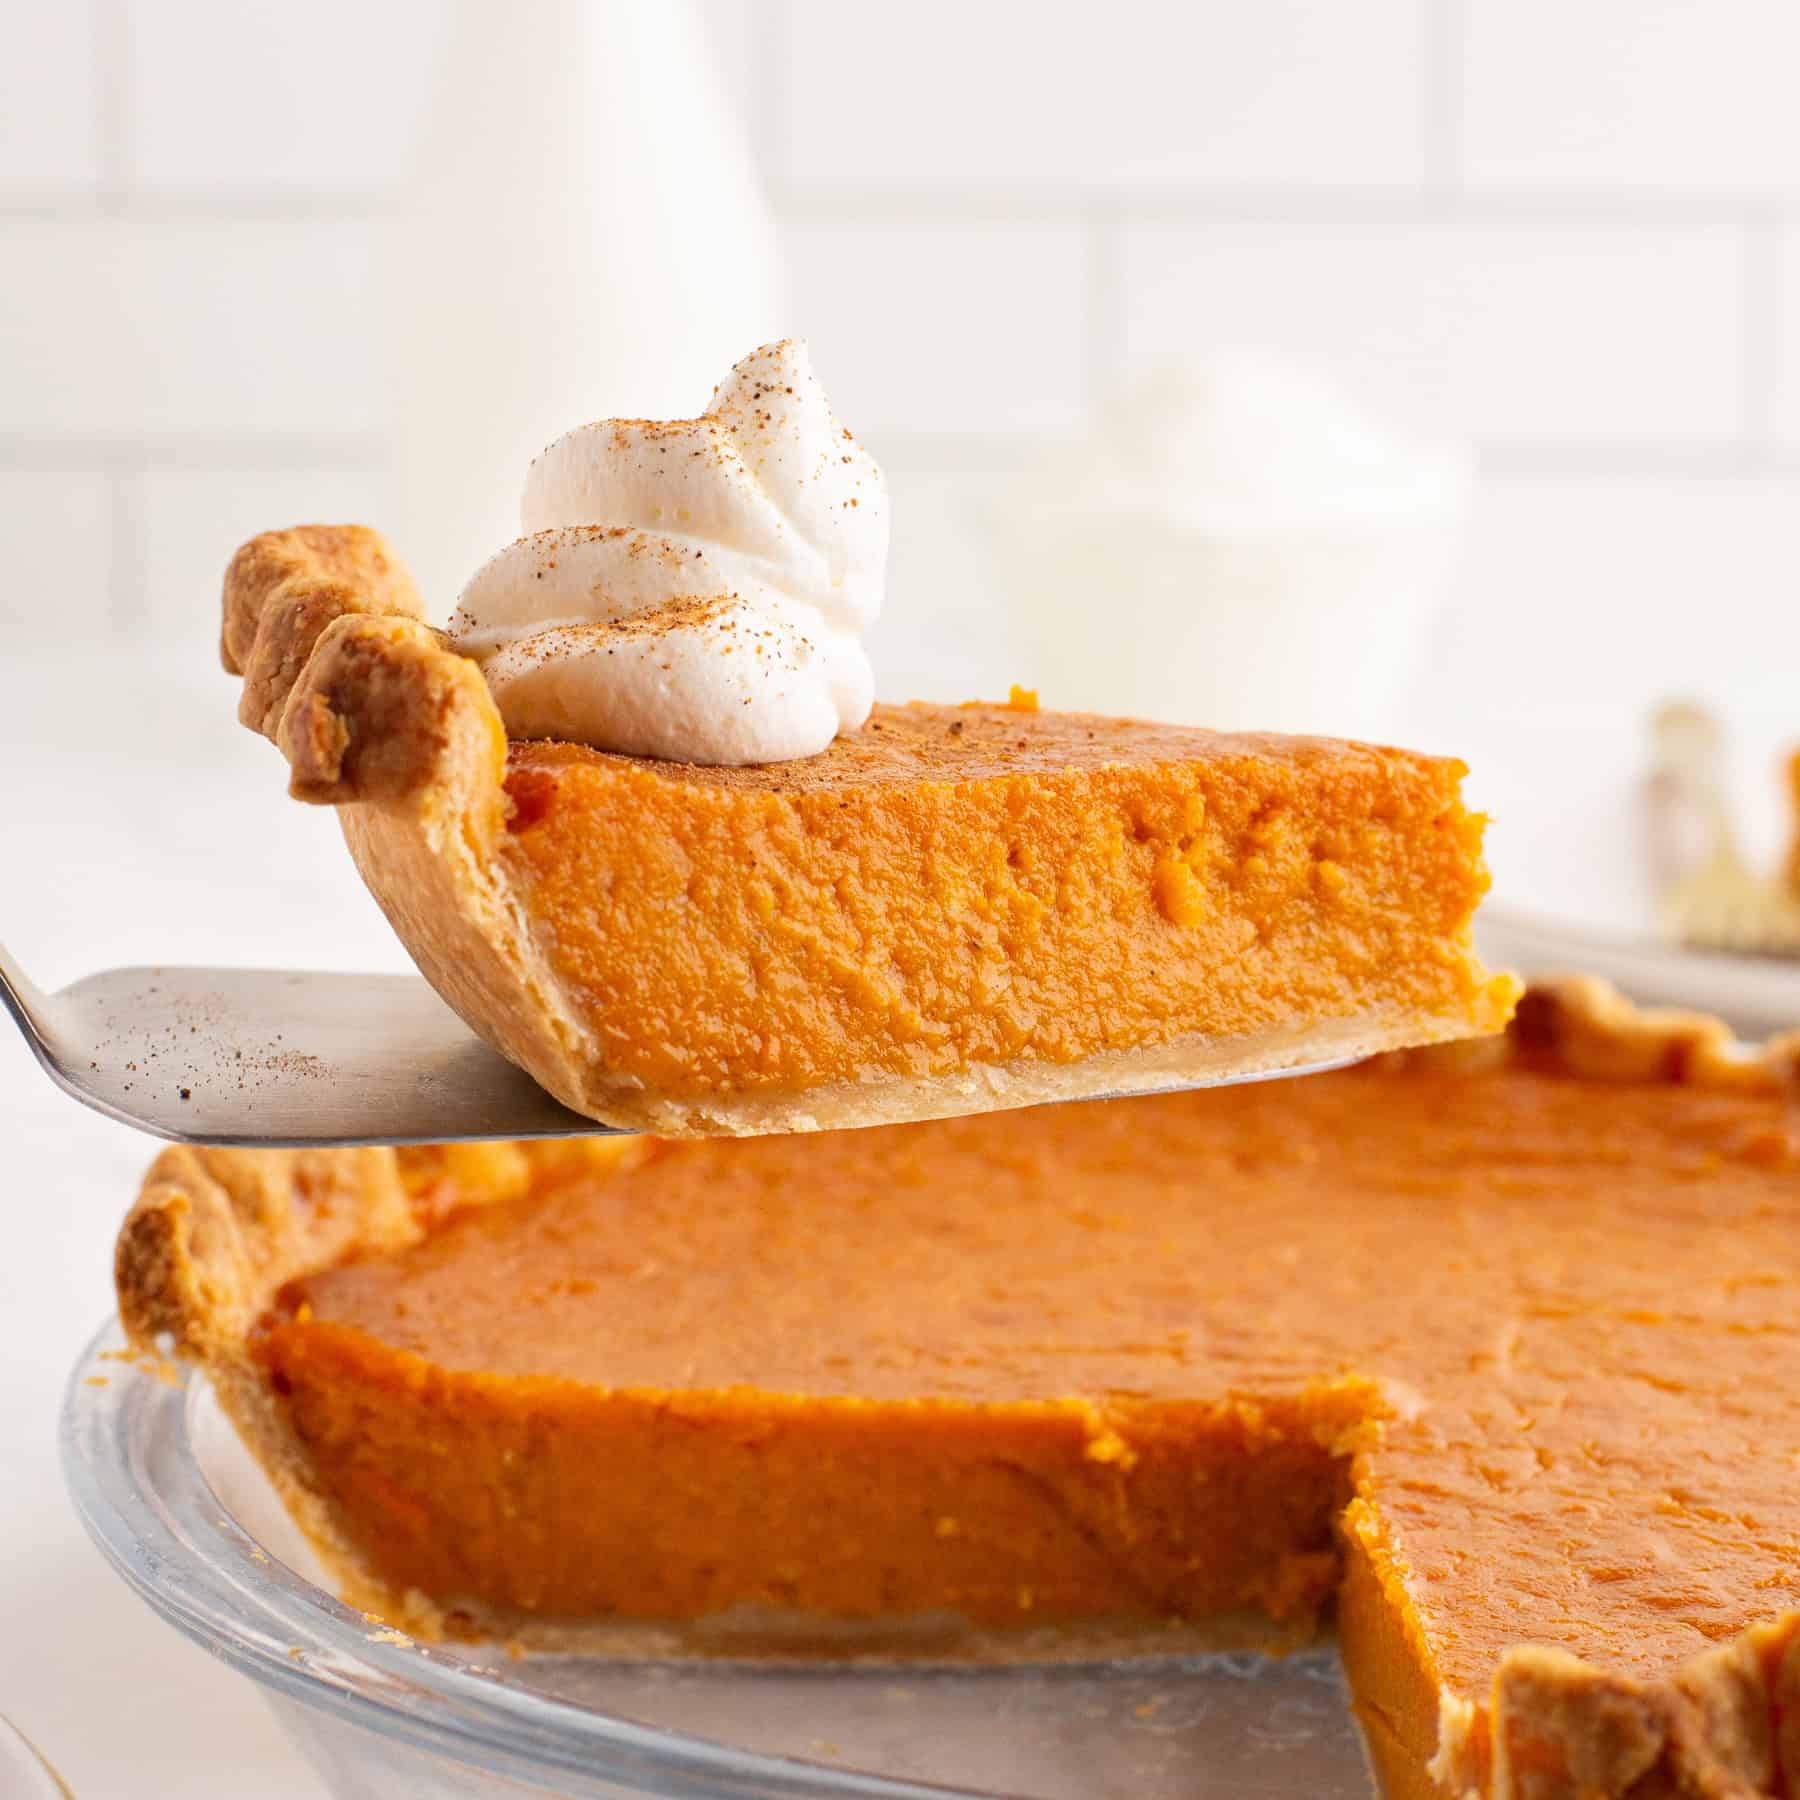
[449,340,888,765]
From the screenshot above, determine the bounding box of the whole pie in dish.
[219,523,1514,1135]
[118,977,1800,1799]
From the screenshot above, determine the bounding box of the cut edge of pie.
[218,524,1518,1137]
[114,976,1800,1800]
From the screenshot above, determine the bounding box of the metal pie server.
[2,941,1357,1148]
[0,943,597,1146]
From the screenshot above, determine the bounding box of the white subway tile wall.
[782,216,1094,439]
[1,220,380,441]
[125,1,436,194]
[1430,473,1800,722]
[0,471,112,634]
[1459,0,1800,194]
[138,464,393,644]
[0,2,98,192]
[1115,216,1749,446]
[3,0,1796,714]
[777,0,1432,192]
[1774,224,1800,449]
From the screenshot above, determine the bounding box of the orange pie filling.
[487,703,1511,1103]
[234,1045,1800,1793]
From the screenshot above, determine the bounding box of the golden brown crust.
[1431,1622,1800,1799]
[278,611,502,808]
[221,526,500,810]
[223,525,427,746]
[115,1139,641,1628]
[116,1140,639,1362]
[1390,971,1800,1092]
[114,1141,435,1622]
[115,1144,416,1360]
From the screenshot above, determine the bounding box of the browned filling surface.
[261,1057,1800,1767]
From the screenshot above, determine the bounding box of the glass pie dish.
[62,1319,1373,1799]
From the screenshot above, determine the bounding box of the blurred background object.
[987,351,1468,736]
[1470,699,1800,1038]
[1645,701,1736,896]
[384,0,782,604]
[1647,699,1800,955]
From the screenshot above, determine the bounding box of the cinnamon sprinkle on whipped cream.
[448,340,888,765]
